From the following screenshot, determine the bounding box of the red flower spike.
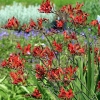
[98,24,100,36]
[8,53,25,69]
[78,48,85,54]
[70,32,77,40]
[4,17,19,30]
[58,87,74,99]
[38,0,53,13]
[22,44,31,55]
[56,20,64,28]
[43,59,52,69]
[97,81,100,91]
[60,5,67,12]
[98,56,100,62]
[1,60,8,67]
[35,64,46,79]
[74,2,84,11]
[63,31,70,41]
[40,47,55,60]
[29,19,36,28]
[66,4,74,14]
[66,89,74,99]
[32,46,43,57]
[37,18,48,29]
[10,70,24,84]
[52,41,62,53]
[47,68,63,81]
[64,65,78,81]
[68,43,76,54]
[16,43,22,50]
[32,88,42,99]
[90,20,98,26]
[25,26,32,33]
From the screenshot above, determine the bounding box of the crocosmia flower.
[10,70,24,84]
[32,88,42,99]
[38,0,53,13]
[58,87,74,99]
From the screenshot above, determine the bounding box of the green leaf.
[0,75,7,83]
[0,84,9,93]
[20,86,30,94]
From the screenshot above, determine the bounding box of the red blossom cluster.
[3,17,49,33]
[32,88,42,99]
[35,64,77,85]
[10,70,24,84]
[47,67,63,81]
[4,17,19,30]
[97,81,100,91]
[52,40,62,52]
[16,43,31,55]
[60,2,88,26]
[68,43,85,55]
[1,53,25,69]
[37,18,48,29]
[33,46,55,67]
[38,0,53,13]
[63,31,77,41]
[1,53,26,84]
[56,20,64,28]
[64,65,77,82]
[35,64,46,79]
[58,87,74,99]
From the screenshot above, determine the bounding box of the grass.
[0,0,96,7]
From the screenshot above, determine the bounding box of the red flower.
[66,89,74,99]
[63,31,70,41]
[22,44,31,55]
[21,24,32,33]
[68,43,82,55]
[78,48,85,54]
[43,59,52,68]
[97,81,100,91]
[40,47,55,60]
[16,43,31,55]
[4,17,19,30]
[1,60,8,67]
[37,18,48,29]
[38,0,53,13]
[52,41,62,52]
[60,5,67,12]
[10,70,24,84]
[98,24,100,36]
[64,65,77,81]
[74,2,84,11]
[56,20,64,28]
[32,46,43,57]
[66,4,74,14]
[47,68,63,81]
[8,53,25,69]
[68,43,76,54]
[98,56,100,62]
[35,64,46,79]
[32,88,42,99]
[29,19,36,28]
[70,32,77,40]
[16,43,22,50]
[58,87,74,99]
[25,26,32,33]
[90,20,98,26]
